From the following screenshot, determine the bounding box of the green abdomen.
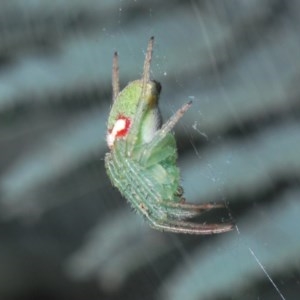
[104,140,181,217]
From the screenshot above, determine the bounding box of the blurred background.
[1,0,300,299]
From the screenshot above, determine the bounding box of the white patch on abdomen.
[107,118,127,148]
[141,107,162,143]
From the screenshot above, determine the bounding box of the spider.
[104,37,233,234]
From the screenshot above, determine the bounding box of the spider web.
[0,1,299,300]
[162,1,298,299]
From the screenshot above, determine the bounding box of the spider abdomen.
[105,139,183,220]
[105,152,166,220]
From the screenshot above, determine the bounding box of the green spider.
[105,37,233,234]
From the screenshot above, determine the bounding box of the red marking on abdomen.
[115,115,131,137]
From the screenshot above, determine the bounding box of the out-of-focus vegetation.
[1,1,300,299]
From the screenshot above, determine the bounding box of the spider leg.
[145,212,234,235]
[112,51,119,102]
[165,201,225,210]
[141,101,192,161]
[126,37,155,156]
[162,201,226,220]
[152,203,204,220]
[141,36,154,87]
